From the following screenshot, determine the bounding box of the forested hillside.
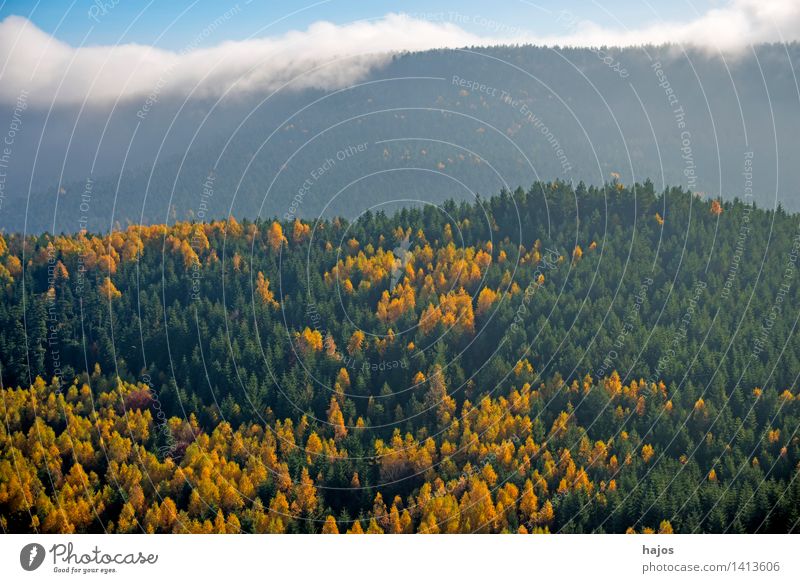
[4,43,800,234]
[1,182,799,533]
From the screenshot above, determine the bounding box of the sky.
[0,0,798,107]
[0,1,723,50]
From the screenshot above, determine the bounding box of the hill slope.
[1,183,799,533]
[3,43,799,234]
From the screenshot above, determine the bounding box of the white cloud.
[0,13,491,107]
[545,0,800,50]
[0,0,797,107]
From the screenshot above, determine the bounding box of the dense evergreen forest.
[1,181,799,533]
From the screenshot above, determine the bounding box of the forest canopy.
[1,181,799,533]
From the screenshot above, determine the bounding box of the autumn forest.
[1,181,799,534]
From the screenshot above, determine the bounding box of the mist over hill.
[1,43,798,234]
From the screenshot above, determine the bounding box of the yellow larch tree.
[99,277,121,301]
[267,221,286,252]
[256,271,279,308]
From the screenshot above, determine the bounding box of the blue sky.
[0,0,718,49]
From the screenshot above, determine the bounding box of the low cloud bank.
[0,1,797,107]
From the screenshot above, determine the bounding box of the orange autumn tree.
[268,221,286,252]
[295,327,323,354]
[292,219,311,244]
[376,281,416,324]
[418,288,475,336]
[327,397,348,440]
[476,287,499,316]
[255,271,279,308]
[99,277,121,301]
[347,330,365,355]
[424,365,456,427]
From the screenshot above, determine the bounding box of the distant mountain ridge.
[1,43,798,233]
